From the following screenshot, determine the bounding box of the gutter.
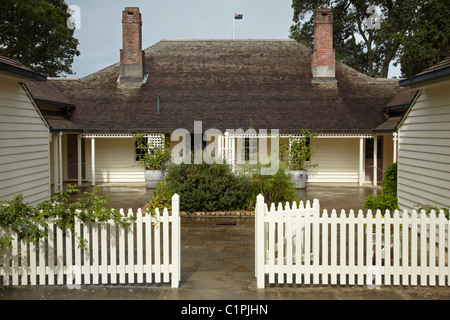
[399,66,450,87]
[0,61,47,82]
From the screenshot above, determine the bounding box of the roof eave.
[0,62,47,82]
[399,67,450,88]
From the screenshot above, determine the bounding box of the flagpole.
[232,13,236,39]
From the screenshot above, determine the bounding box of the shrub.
[247,162,298,207]
[281,130,319,170]
[415,204,450,220]
[365,162,399,211]
[0,186,134,251]
[151,160,300,213]
[146,179,173,213]
[163,162,253,213]
[134,133,171,170]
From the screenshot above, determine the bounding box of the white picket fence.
[255,194,450,289]
[0,194,181,288]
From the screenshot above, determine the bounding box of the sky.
[66,0,401,78]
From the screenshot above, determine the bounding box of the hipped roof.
[48,39,399,134]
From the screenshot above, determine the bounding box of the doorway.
[67,134,86,181]
[365,136,383,183]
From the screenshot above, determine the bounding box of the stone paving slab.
[1,217,450,301]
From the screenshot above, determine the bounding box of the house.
[397,57,450,211]
[0,56,50,206]
[26,7,401,188]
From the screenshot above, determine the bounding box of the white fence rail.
[0,194,180,288]
[255,194,450,289]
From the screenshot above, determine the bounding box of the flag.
[234,14,243,20]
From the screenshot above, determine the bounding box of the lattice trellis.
[146,134,165,149]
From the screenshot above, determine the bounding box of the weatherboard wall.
[0,75,51,206]
[398,81,450,211]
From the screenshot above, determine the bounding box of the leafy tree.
[0,0,80,76]
[398,0,450,77]
[290,0,450,78]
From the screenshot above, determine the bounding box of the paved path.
[1,217,450,300]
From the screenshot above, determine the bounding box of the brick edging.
[141,205,254,217]
[180,211,254,217]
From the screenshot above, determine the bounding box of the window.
[190,133,207,154]
[244,137,258,163]
[135,137,147,162]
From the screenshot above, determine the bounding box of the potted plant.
[284,130,318,189]
[134,134,171,188]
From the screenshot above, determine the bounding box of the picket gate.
[255,194,450,289]
[0,194,180,288]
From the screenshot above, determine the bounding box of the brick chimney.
[311,8,336,81]
[119,7,145,82]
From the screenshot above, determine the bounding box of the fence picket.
[144,212,153,283]
[56,227,63,285]
[171,194,181,288]
[2,231,12,286]
[304,206,311,285]
[411,210,418,286]
[0,196,180,288]
[92,222,99,284]
[429,211,436,286]
[12,236,18,285]
[321,210,329,285]
[136,209,144,284]
[154,208,161,283]
[384,210,391,286]
[255,195,449,289]
[20,238,27,285]
[277,203,284,284]
[48,223,55,285]
[357,210,364,286]
[438,211,446,286]
[105,222,113,284]
[295,203,302,285]
[402,210,409,286]
[420,211,428,286]
[127,209,134,284]
[74,219,82,286]
[312,206,320,285]
[348,210,356,286]
[285,203,293,284]
[340,210,347,285]
[118,210,126,284]
[83,222,91,285]
[330,209,337,285]
[447,215,450,287]
[392,210,401,285]
[162,208,170,283]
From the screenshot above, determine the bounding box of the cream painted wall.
[398,81,450,211]
[308,138,360,183]
[85,138,145,183]
[0,75,51,206]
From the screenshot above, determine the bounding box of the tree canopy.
[0,0,80,77]
[290,0,450,78]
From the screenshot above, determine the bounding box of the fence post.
[171,193,180,288]
[256,194,265,289]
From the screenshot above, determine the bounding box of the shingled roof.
[50,39,399,134]
[0,55,46,81]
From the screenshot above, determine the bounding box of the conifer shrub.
[365,162,399,211]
